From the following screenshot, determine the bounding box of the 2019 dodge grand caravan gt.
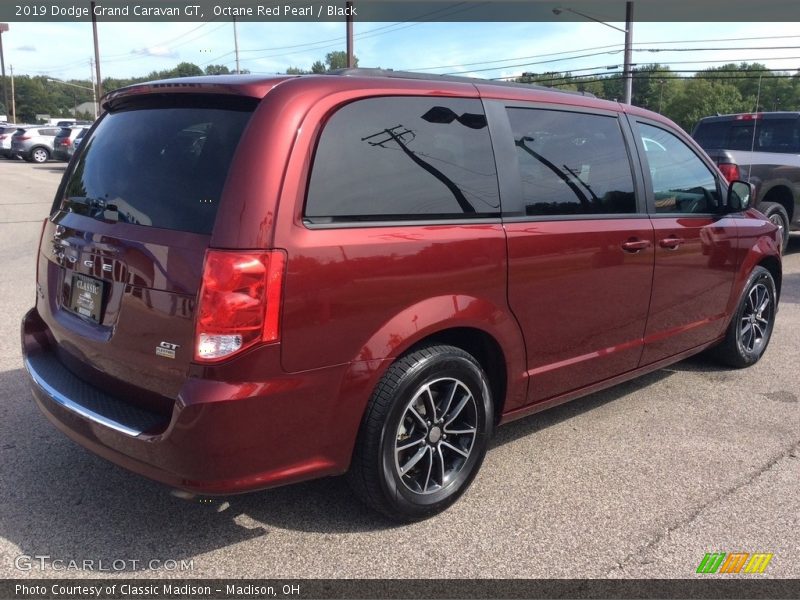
[21,70,782,521]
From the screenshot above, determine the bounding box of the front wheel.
[713,266,777,368]
[348,344,494,521]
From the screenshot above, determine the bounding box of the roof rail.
[327,68,596,98]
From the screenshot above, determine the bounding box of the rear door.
[630,118,738,365]
[491,102,655,404]
[38,95,257,406]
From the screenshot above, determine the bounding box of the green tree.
[665,78,750,132]
[630,65,680,114]
[325,51,357,70]
[171,62,204,78]
[310,60,327,74]
[205,64,231,75]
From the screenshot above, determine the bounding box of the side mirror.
[727,180,754,211]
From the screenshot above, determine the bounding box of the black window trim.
[628,115,727,219]
[303,216,503,229]
[301,95,503,229]
[485,100,648,222]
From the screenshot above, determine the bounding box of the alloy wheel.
[739,282,772,354]
[394,377,477,495]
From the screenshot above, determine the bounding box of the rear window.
[694,118,800,153]
[57,96,256,234]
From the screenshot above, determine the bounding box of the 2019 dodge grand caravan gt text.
[21,71,782,521]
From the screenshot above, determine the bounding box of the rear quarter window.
[305,96,500,222]
[57,96,256,235]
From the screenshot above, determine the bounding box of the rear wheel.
[759,201,790,253]
[348,344,493,521]
[30,147,50,164]
[713,266,777,368]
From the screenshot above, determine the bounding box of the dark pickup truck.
[692,112,799,252]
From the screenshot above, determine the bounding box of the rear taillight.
[0,135,6,140]
[194,249,287,363]
[718,163,740,183]
[17,135,30,141]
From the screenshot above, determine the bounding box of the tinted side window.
[638,123,720,214]
[506,108,636,216]
[305,97,499,221]
[753,119,800,152]
[692,121,728,149]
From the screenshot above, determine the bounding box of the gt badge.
[156,341,180,359]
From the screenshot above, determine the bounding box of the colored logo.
[696,552,773,574]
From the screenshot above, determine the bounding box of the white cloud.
[131,46,179,59]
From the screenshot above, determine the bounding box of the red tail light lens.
[17,135,31,141]
[194,249,286,363]
[718,163,740,183]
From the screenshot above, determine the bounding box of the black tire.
[713,266,777,368]
[758,201,790,253]
[348,344,494,521]
[30,147,50,164]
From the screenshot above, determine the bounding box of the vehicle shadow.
[779,271,800,304]
[2,362,418,576]
[784,233,800,256]
[33,164,66,174]
[0,352,741,570]
[0,366,278,575]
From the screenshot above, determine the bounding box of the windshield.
[56,97,256,234]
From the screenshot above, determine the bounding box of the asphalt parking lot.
[0,158,798,580]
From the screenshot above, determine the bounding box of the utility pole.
[10,64,15,123]
[90,2,102,101]
[622,2,634,105]
[0,23,9,121]
[552,5,634,104]
[346,1,354,68]
[89,59,98,119]
[233,17,240,74]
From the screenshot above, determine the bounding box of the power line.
[542,73,800,87]
[447,45,800,76]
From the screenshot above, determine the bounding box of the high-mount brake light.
[194,249,286,363]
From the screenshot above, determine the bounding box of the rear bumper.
[21,307,359,494]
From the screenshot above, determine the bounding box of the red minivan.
[21,70,782,520]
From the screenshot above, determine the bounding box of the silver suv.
[0,125,28,158]
[10,126,61,163]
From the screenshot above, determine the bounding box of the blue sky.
[3,19,800,83]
